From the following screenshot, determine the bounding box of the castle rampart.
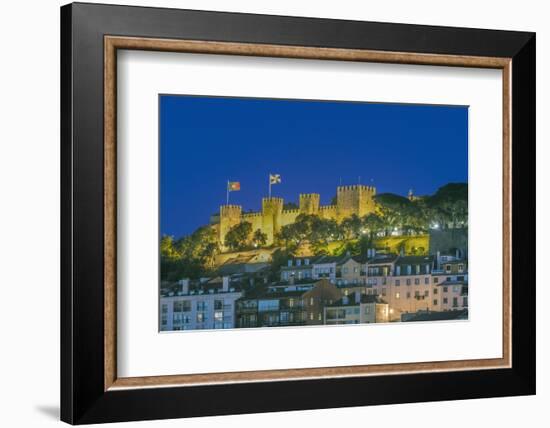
[216,185,376,250]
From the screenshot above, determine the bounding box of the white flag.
[269,174,281,184]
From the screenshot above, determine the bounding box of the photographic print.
[159,95,468,331]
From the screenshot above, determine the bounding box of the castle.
[212,185,377,250]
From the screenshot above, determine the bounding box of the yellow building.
[215,185,376,250]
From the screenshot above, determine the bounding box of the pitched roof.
[395,255,435,266]
[326,293,384,307]
[402,309,468,322]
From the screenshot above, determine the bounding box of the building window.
[196,313,206,323]
[310,297,314,306]
[382,277,387,285]
[452,297,458,307]
[424,290,429,297]
[443,286,448,293]
[309,312,314,320]
[197,301,208,311]
[443,297,448,304]
[381,288,387,297]
[433,299,438,305]
[414,278,420,285]
[343,267,348,274]
[433,288,438,295]
[463,297,468,307]
[365,306,370,314]
[453,286,460,293]
[424,277,429,284]
[414,291,420,298]
[395,292,400,299]
[433,277,439,284]
[214,311,223,322]
[258,300,279,312]
[395,279,400,286]
[406,292,411,299]
[445,265,452,273]
[406,279,411,286]
[458,264,464,273]
[214,300,223,310]
[161,304,168,314]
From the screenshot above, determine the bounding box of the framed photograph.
[61,2,535,424]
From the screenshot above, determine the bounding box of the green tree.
[375,193,410,235]
[252,228,268,247]
[361,213,383,239]
[224,221,252,251]
[425,183,468,229]
[341,214,362,239]
[160,235,181,260]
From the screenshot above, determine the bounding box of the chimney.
[178,278,189,294]
[222,276,229,292]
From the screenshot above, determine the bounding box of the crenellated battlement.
[217,184,377,250]
[337,184,376,193]
[242,212,263,218]
[299,193,320,215]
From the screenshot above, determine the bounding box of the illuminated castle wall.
[216,185,376,249]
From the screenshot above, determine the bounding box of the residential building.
[324,291,389,325]
[235,279,342,328]
[280,257,314,282]
[160,276,243,331]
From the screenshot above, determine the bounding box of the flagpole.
[226,180,229,205]
[268,174,271,198]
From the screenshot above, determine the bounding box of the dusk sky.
[160,95,468,238]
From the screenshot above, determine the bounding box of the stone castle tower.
[217,185,376,251]
[219,205,242,249]
[261,197,284,245]
[336,185,376,221]
[299,193,320,215]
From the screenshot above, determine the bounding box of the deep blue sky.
[160,95,468,238]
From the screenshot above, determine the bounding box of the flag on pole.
[228,181,241,191]
[269,174,281,185]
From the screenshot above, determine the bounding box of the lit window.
[395,292,400,299]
